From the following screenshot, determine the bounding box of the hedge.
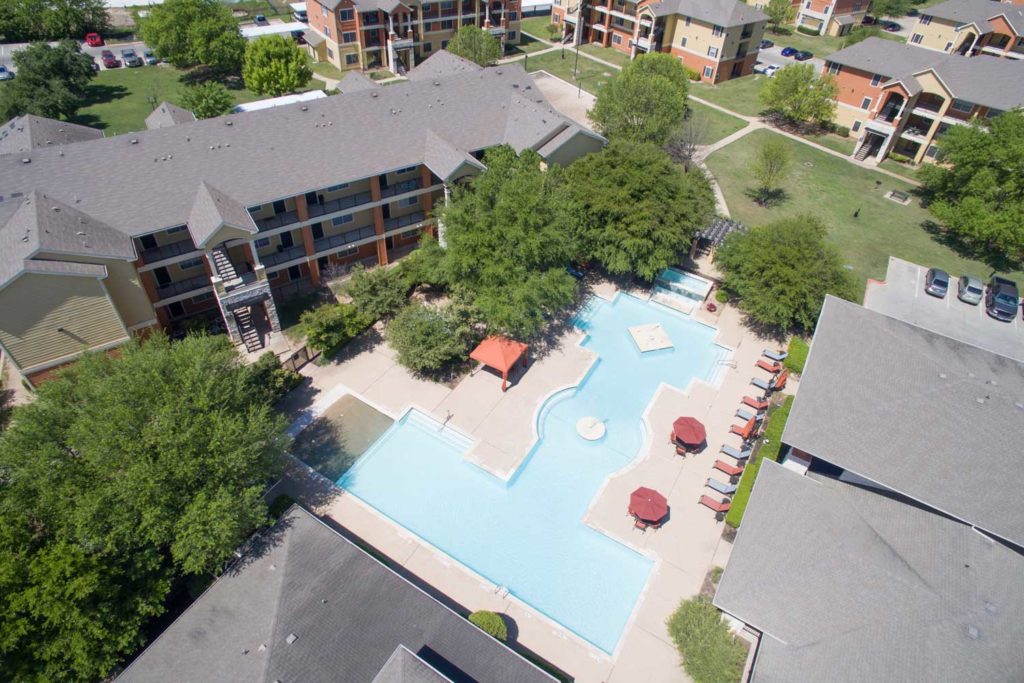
[796,25,819,35]
[724,395,795,528]
[469,610,508,641]
[667,596,747,683]
[783,337,809,374]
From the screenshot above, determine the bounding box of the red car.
[100,49,119,69]
[85,32,104,47]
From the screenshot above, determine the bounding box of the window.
[288,265,302,281]
[860,96,871,109]
[919,14,931,25]
[707,46,718,58]
[823,4,829,12]
[870,73,882,87]
[423,3,432,11]
[337,245,358,258]
[442,39,449,48]
[180,257,204,270]
[612,34,622,45]
[255,237,271,248]
[679,36,687,47]
[312,223,325,240]
[684,15,690,26]
[272,199,286,214]
[441,19,454,29]
[441,0,453,8]
[345,53,358,64]
[703,66,713,78]
[944,41,953,51]
[399,196,418,207]
[343,31,356,43]
[910,33,922,44]
[423,42,433,52]
[852,120,862,132]
[191,292,213,304]
[712,25,723,37]
[396,166,417,174]
[852,2,862,10]
[326,183,350,191]
[507,31,516,41]
[322,4,327,15]
[508,11,517,20]
[324,25,331,37]
[168,302,185,318]
[805,1,810,7]
[401,229,420,239]
[328,47,335,58]
[167,225,188,234]
[340,8,353,20]
[950,98,973,113]
[925,144,939,159]
[332,214,354,226]
[986,108,1004,119]
[268,271,279,280]
[827,61,840,75]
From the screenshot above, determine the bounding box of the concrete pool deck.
[272,285,794,682]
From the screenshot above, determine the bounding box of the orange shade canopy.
[470,336,529,391]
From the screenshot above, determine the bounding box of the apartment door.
[381,204,391,220]
[153,267,171,286]
[140,234,158,250]
[731,61,743,78]
[272,199,286,214]
[279,232,295,249]
[385,236,395,250]
[378,173,390,190]
[168,302,185,318]
[305,191,322,207]
[311,223,324,240]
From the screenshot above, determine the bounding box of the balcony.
[380,178,422,198]
[261,244,307,267]
[308,190,374,218]
[255,209,300,232]
[384,211,426,231]
[140,239,199,264]
[156,274,210,301]
[314,224,377,254]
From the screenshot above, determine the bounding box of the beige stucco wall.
[910,17,963,52]
[0,273,128,372]
[665,17,726,60]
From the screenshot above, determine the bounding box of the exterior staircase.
[233,307,263,353]
[210,245,239,282]
[854,141,875,161]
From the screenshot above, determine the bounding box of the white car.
[753,62,780,77]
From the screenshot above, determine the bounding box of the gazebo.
[470,336,529,392]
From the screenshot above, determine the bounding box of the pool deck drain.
[628,323,673,352]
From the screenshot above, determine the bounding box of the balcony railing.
[140,239,198,264]
[314,224,377,253]
[384,211,426,231]
[255,209,300,232]
[308,190,374,218]
[261,244,307,267]
[914,98,943,113]
[156,274,210,301]
[380,178,422,198]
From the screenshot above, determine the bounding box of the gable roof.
[187,181,259,248]
[338,70,380,92]
[406,49,482,81]
[714,461,1024,683]
[924,0,1024,34]
[0,115,103,156]
[144,102,196,130]
[421,129,486,180]
[782,296,1024,546]
[118,506,557,683]
[642,0,768,26]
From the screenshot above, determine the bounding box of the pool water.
[337,294,729,653]
[651,268,715,314]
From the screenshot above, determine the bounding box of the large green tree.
[0,334,288,680]
[759,63,837,127]
[565,140,715,280]
[0,0,107,42]
[243,35,312,97]
[0,40,95,121]
[178,81,234,119]
[139,0,246,73]
[589,52,689,144]
[439,146,579,337]
[716,215,859,332]
[445,25,501,66]
[920,111,1024,264]
[764,0,795,33]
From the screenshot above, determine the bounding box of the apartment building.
[794,0,867,36]
[908,0,1024,58]
[822,37,1024,163]
[0,54,604,386]
[302,0,521,74]
[551,0,767,83]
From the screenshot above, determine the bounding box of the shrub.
[714,289,729,304]
[398,234,449,289]
[667,596,747,683]
[347,264,409,320]
[783,336,809,374]
[796,24,818,35]
[833,125,850,137]
[469,610,508,641]
[248,351,303,404]
[267,494,296,518]
[888,152,912,164]
[385,303,476,376]
[725,395,794,527]
[300,303,374,355]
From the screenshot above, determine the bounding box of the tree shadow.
[920,219,1020,275]
[744,187,789,208]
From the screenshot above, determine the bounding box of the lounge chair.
[736,408,766,422]
[633,518,649,532]
[742,395,770,411]
[755,359,783,374]
[698,495,731,518]
[706,477,737,495]
[720,443,751,461]
[713,459,744,477]
[730,416,759,441]
[751,376,775,391]
[763,349,788,362]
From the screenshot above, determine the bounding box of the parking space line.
[914,267,921,298]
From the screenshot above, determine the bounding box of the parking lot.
[756,44,825,74]
[864,257,1023,362]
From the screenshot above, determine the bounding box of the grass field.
[800,130,856,155]
[311,61,346,80]
[578,43,631,68]
[704,129,1024,285]
[879,158,923,181]
[520,15,557,40]
[71,65,317,134]
[508,33,550,56]
[688,101,747,145]
[691,76,767,117]
[521,49,619,95]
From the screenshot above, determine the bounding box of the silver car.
[957,275,983,305]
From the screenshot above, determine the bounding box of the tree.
[751,137,792,206]
[0,40,96,121]
[243,34,313,97]
[469,610,508,641]
[715,215,859,331]
[346,264,409,320]
[139,0,246,73]
[300,303,374,355]
[445,25,501,66]
[764,0,795,33]
[565,140,715,280]
[0,0,107,42]
[759,63,837,127]
[666,108,714,167]
[919,111,1024,264]
[439,145,579,337]
[667,597,747,683]
[869,0,913,18]
[0,334,288,680]
[589,52,689,144]
[385,303,477,376]
[178,81,235,119]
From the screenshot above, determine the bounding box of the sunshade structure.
[672,416,707,450]
[629,487,668,524]
[470,336,529,392]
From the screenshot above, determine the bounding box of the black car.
[985,277,1019,321]
[794,50,813,61]
[883,21,902,32]
[760,39,774,49]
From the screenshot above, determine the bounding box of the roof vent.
[984,601,997,614]
[21,157,30,164]
[130,138,138,144]
[512,83,519,88]
[371,92,378,97]
[51,206,60,212]
[285,633,298,644]
[225,119,233,126]
[966,625,980,640]
[76,231,86,236]
[433,80,440,86]
[938,372,947,380]
[301,105,308,111]
[258,643,267,652]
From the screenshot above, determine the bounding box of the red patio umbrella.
[629,486,668,523]
[672,416,707,448]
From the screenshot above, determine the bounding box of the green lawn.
[520,15,557,41]
[71,65,317,134]
[800,130,856,155]
[521,48,619,95]
[691,76,766,118]
[311,61,346,80]
[508,32,550,56]
[705,129,1024,285]
[578,43,631,68]
[764,26,903,58]
[725,396,793,528]
[688,101,747,145]
[879,158,923,182]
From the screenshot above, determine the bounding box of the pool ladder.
[717,359,738,368]
[494,585,510,598]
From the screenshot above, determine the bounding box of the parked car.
[883,21,902,32]
[985,276,1019,321]
[759,39,774,49]
[794,50,813,61]
[293,8,308,21]
[924,268,949,298]
[291,29,306,44]
[254,13,268,25]
[862,15,876,24]
[100,50,120,68]
[85,32,104,47]
[143,49,158,65]
[0,66,13,81]
[121,48,143,67]
[780,46,797,57]
[753,62,780,77]
[957,275,984,305]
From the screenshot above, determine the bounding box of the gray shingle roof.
[422,129,485,180]
[187,181,258,247]
[372,646,451,683]
[144,101,196,130]
[924,0,1024,33]
[339,70,379,92]
[118,506,557,683]
[0,115,103,156]
[782,296,1024,546]
[644,0,768,26]
[714,460,1024,683]
[406,49,482,81]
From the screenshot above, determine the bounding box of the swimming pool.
[336,293,730,653]
[651,268,715,314]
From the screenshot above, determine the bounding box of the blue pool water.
[337,294,729,653]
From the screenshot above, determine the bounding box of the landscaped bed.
[725,394,794,528]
